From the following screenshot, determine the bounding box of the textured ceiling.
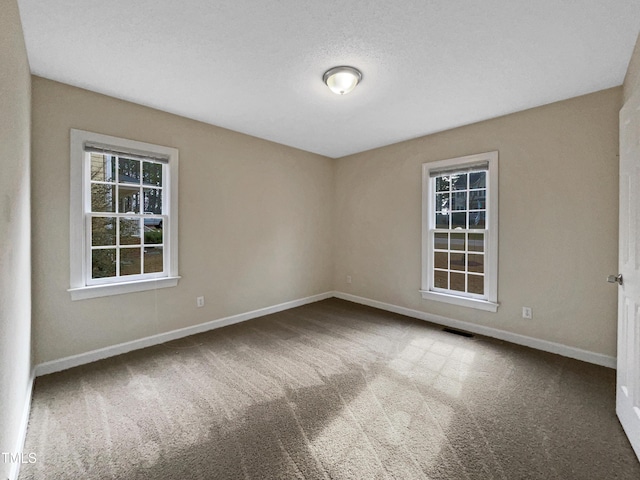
[17,0,640,158]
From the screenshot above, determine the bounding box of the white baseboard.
[333,291,617,369]
[8,368,35,480]
[35,292,333,376]
[34,289,616,377]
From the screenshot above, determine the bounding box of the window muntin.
[431,169,487,298]
[87,152,165,284]
[421,152,498,311]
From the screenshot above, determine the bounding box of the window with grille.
[69,130,179,300]
[421,152,499,312]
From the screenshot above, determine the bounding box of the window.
[421,151,498,312]
[69,130,179,300]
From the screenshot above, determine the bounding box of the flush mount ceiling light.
[323,66,362,95]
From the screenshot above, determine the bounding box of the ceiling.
[17,1,640,158]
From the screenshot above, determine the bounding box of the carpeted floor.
[19,298,640,479]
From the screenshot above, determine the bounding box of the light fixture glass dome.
[323,66,362,95]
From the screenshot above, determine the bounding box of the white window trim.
[69,129,180,300]
[420,151,499,312]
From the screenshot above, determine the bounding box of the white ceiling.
[17,0,640,158]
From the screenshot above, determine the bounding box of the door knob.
[607,274,623,285]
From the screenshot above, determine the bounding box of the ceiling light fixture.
[323,66,362,95]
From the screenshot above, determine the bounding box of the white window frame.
[420,151,499,312]
[69,129,180,300]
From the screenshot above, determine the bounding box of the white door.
[617,92,640,460]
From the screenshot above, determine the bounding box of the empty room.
[2,0,640,479]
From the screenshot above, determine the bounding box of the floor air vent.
[442,327,474,338]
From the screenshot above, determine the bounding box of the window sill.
[69,276,180,301]
[419,290,499,312]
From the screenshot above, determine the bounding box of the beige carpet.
[20,299,640,479]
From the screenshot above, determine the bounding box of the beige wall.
[0,0,32,478]
[624,32,640,103]
[28,35,637,366]
[334,87,621,357]
[31,77,334,364]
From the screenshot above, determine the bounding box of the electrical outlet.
[346,275,352,284]
[196,296,205,308]
[522,306,532,319]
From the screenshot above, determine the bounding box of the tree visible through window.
[89,153,165,281]
[432,170,487,296]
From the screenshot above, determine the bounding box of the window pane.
[434,270,448,289]
[90,154,116,182]
[434,232,448,250]
[469,211,486,229]
[469,171,486,189]
[469,189,486,209]
[143,188,162,214]
[425,159,493,301]
[143,162,162,187]
[450,253,465,271]
[91,184,115,212]
[450,272,465,292]
[144,247,163,273]
[468,274,484,294]
[452,192,467,210]
[118,185,140,213]
[436,193,450,213]
[143,217,163,230]
[436,176,450,192]
[118,158,140,184]
[92,249,116,279]
[436,213,449,229]
[434,251,448,269]
[468,233,484,252]
[120,218,141,245]
[120,247,141,276]
[450,233,465,251]
[144,227,163,245]
[468,254,484,273]
[91,217,115,246]
[452,173,467,190]
[452,212,466,229]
